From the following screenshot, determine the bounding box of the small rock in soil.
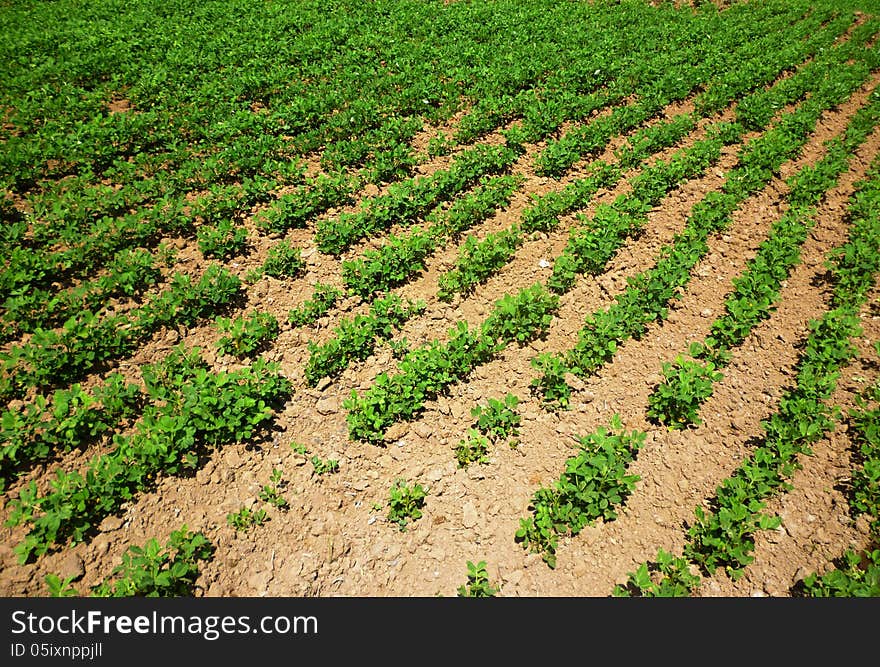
[99,516,124,532]
[315,396,339,415]
[383,422,410,442]
[462,502,478,528]
[58,554,86,581]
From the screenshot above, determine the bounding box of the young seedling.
[472,393,521,446]
[387,479,426,531]
[455,428,490,468]
[457,560,499,597]
[310,456,339,476]
[45,574,79,598]
[390,337,411,360]
[226,506,269,532]
[530,353,571,410]
[259,468,289,510]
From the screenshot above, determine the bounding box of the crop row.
[648,91,880,429]
[531,56,879,408]
[0,265,242,400]
[6,346,292,563]
[616,156,880,595]
[435,15,879,306]
[518,75,880,573]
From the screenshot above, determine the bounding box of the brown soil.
[2,62,879,599]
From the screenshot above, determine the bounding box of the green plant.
[290,441,308,456]
[390,337,411,360]
[613,549,701,597]
[45,573,79,597]
[89,527,214,597]
[289,283,342,327]
[647,356,724,429]
[472,393,521,445]
[261,240,306,279]
[387,479,426,530]
[797,548,880,597]
[310,456,339,476]
[455,429,490,468]
[197,220,248,259]
[259,468,289,510]
[215,311,279,357]
[457,561,499,597]
[530,353,571,410]
[226,506,269,532]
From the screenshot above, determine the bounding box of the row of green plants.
[345,283,558,444]
[432,12,870,307]
[303,293,424,386]
[647,90,880,429]
[531,54,877,410]
[2,174,271,308]
[795,376,880,597]
[287,283,343,328]
[547,122,743,295]
[341,26,877,444]
[47,526,214,598]
[0,264,242,400]
[0,4,853,325]
[434,118,734,304]
[245,31,869,405]
[532,5,848,177]
[0,374,143,493]
[516,415,646,568]
[341,175,520,299]
[616,158,880,595]
[1,246,164,343]
[314,143,520,255]
[1,0,848,316]
[6,345,292,563]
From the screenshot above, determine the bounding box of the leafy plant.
[310,456,339,476]
[215,311,279,357]
[88,527,214,597]
[530,353,571,410]
[226,506,269,532]
[471,393,521,445]
[260,240,306,279]
[613,549,701,597]
[290,441,309,456]
[45,574,79,597]
[387,479,426,530]
[457,561,499,597]
[796,548,880,597]
[197,220,248,259]
[647,356,724,429]
[259,468,289,510]
[516,416,645,568]
[288,283,342,327]
[455,429,490,468]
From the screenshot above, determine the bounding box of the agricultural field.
[1,0,879,598]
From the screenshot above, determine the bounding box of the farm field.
[1,0,879,598]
